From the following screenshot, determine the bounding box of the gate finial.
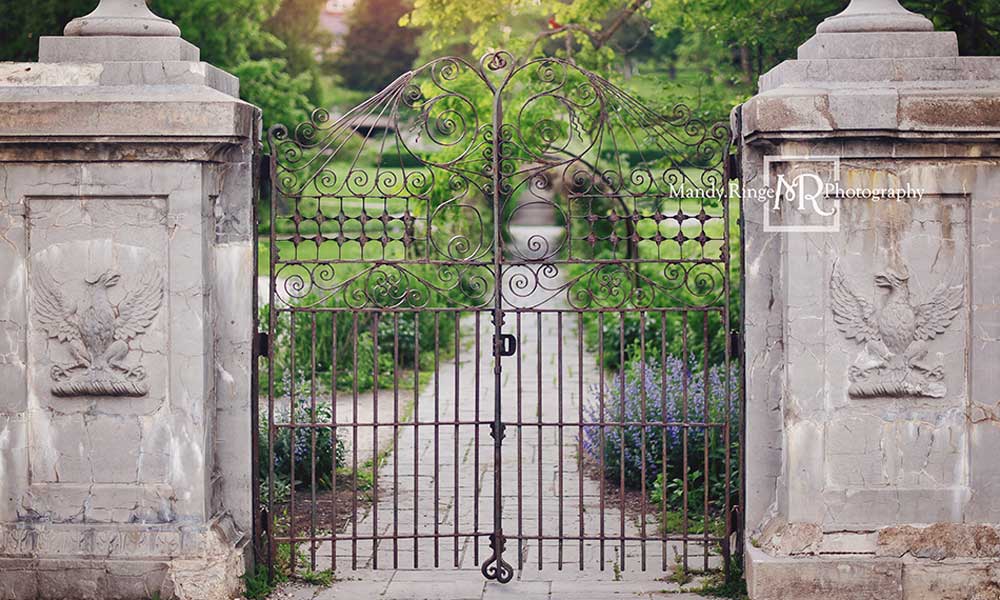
[64,0,181,37]
[816,0,933,33]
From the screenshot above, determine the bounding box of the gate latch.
[493,333,517,357]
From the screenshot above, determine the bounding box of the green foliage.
[267,0,334,74]
[298,568,334,586]
[334,0,421,91]
[243,565,278,600]
[258,397,347,492]
[153,0,284,67]
[696,564,749,599]
[233,58,314,131]
[0,0,93,61]
[265,296,454,395]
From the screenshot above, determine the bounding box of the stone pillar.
[741,1,1000,598]
[0,1,259,598]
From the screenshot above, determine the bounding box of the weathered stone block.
[746,546,904,600]
[798,32,958,60]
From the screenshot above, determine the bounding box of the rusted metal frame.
[310,313,319,570]
[618,312,626,570]
[557,312,564,570]
[516,312,524,571]
[433,312,441,567]
[372,314,381,569]
[250,150,264,571]
[703,313,711,572]
[274,420,727,430]
[577,312,585,570]
[474,311,482,566]
[681,311,690,572]
[482,67,514,584]
[413,315,420,567]
[454,311,461,568]
[351,314,359,569]
[393,313,400,569]
[273,532,724,544]
[331,312,339,571]
[639,310,648,571]
[537,313,544,569]
[266,151,279,582]
[289,311,297,574]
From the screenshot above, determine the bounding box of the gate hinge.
[493,333,517,357]
[727,152,742,181]
[729,329,742,356]
[256,331,270,357]
[256,153,272,190]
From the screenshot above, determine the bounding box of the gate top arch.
[265,51,733,311]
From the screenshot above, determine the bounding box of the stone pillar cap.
[816,0,934,33]
[64,0,181,37]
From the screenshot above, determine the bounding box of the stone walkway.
[273,572,712,599]
[271,228,717,599]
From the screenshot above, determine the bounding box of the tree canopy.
[0,0,326,129]
[333,0,421,91]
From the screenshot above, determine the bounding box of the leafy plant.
[298,568,334,586]
[243,564,278,600]
[583,354,738,523]
[258,397,347,492]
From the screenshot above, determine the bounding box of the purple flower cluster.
[582,356,734,489]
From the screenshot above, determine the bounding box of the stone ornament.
[63,0,181,38]
[816,0,934,33]
[33,266,164,397]
[830,262,964,398]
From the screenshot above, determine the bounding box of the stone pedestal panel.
[0,12,258,594]
[740,3,1000,597]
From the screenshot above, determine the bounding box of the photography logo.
[760,155,841,233]
[754,155,925,233]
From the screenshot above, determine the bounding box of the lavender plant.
[583,353,736,514]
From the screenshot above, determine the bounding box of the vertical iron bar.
[638,310,647,572]
[482,76,512,584]
[393,313,400,569]
[537,312,543,570]
[516,312,523,570]
[577,312,585,570]
[557,312,564,570]
[351,314,359,569]
[413,315,420,568]
[434,312,441,567]
[372,314,380,570]
[618,312,626,570]
[703,313,711,573]
[265,154,278,582]
[310,313,319,570]
[681,311,689,572]
[660,312,668,572]
[474,311,481,565]
[289,312,297,574]
[598,312,606,570]
[454,311,461,567]
[331,312,338,572]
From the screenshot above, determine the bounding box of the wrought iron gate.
[256,51,741,583]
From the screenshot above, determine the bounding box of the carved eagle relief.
[33,266,164,397]
[830,262,964,398]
